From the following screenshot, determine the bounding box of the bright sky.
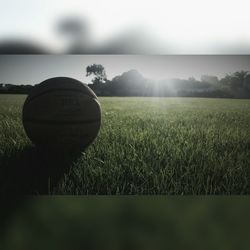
[0,55,249,85]
[1,0,250,53]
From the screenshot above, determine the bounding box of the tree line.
[87,64,250,98]
[0,83,33,94]
[1,64,250,98]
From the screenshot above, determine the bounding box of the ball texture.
[22,77,101,151]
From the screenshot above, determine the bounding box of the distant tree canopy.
[0,84,33,94]
[220,71,250,97]
[89,69,250,98]
[1,69,250,98]
[86,64,107,84]
[201,75,219,85]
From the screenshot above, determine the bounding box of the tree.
[244,74,250,91]
[221,71,250,90]
[57,17,90,53]
[233,71,249,82]
[201,75,219,85]
[188,76,196,82]
[86,64,107,84]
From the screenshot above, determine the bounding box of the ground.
[0,95,250,194]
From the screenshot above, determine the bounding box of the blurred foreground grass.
[1,197,250,250]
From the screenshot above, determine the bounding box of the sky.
[1,0,250,53]
[0,55,250,85]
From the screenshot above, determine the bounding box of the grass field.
[0,94,250,194]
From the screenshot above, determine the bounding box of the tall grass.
[1,95,250,194]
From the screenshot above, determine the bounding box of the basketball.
[22,77,101,151]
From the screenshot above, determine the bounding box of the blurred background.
[0,0,250,54]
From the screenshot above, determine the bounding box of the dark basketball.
[22,77,101,151]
